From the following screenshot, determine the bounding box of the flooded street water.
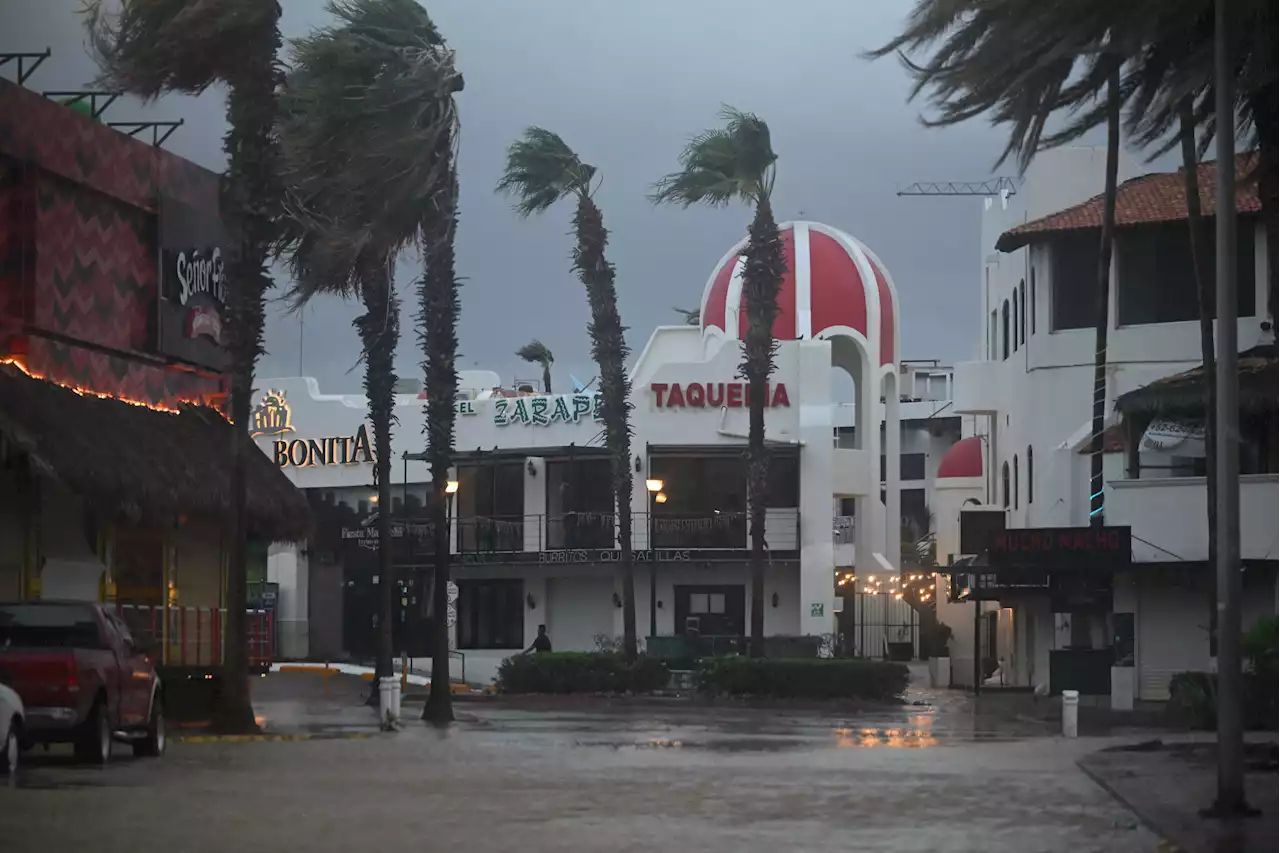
[0,674,1159,852]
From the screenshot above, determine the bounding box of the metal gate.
[847,592,919,660]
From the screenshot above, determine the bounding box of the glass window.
[989,310,997,359]
[546,457,614,548]
[689,593,709,613]
[1027,446,1034,504]
[1001,300,1010,360]
[1013,455,1019,510]
[1020,279,1027,343]
[0,604,105,649]
[1051,232,1101,330]
[708,593,726,614]
[1013,290,1020,350]
[901,453,926,481]
[1030,269,1036,334]
[1118,222,1255,325]
[1001,462,1010,508]
[766,454,800,506]
[456,579,524,649]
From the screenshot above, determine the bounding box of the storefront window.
[545,457,614,548]
[456,579,524,649]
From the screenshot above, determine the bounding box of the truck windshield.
[0,604,104,649]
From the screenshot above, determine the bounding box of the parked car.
[0,602,164,763]
[0,674,22,775]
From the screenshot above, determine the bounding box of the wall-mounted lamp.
[368,494,379,504]
[645,478,664,493]
[527,459,537,477]
[612,592,623,608]
[526,592,537,610]
[634,455,642,473]
[656,599,663,609]
[445,480,459,494]
[771,592,779,608]
[654,493,668,504]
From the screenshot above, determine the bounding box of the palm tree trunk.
[423,166,461,724]
[1087,65,1120,529]
[541,364,552,394]
[573,195,637,660]
[212,19,283,734]
[357,266,400,698]
[1180,98,1217,628]
[741,197,785,658]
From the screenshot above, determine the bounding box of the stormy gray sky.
[3,0,1116,391]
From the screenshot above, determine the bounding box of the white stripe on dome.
[725,254,746,340]
[805,221,882,357]
[699,234,750,331]
[793,222,812,339]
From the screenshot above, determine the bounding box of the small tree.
[516,340,555,394]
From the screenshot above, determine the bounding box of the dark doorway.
[674,584,745,637]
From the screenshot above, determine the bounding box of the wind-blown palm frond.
[277,0,462,305]
[673,306,700,326]
[516,340,554,368]
[85,0,281,97]
[496,127,596,216]
[651,106,777,206]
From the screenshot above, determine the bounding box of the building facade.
[0,72,307,665]
[256,221,953,681]
[942,147,1277,702]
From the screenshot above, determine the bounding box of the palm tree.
[672,306,700,326]
[276,0,462,711]
[517,340,555,393]
[86,0,285,734]
[651,107,784,659]
[498,128,638,660]
[420,143,462,724]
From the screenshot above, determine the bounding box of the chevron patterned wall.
[0,79,224,409]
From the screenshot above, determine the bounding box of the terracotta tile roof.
[996,153,1261,252]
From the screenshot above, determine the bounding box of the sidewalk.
[1079,738,1278,853]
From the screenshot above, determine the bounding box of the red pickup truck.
[0,601,164,763]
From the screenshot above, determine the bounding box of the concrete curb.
[270,662,482,694]
[1077,758,1187,853]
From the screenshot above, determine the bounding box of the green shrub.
[1167,667,1278,731]
[697,657,909,701]
[496,652,669,694]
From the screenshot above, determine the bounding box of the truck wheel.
[1,719,18,775]
[133,701,165,758]
[74,699,112,765]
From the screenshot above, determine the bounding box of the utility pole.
[1211,0,1247,816]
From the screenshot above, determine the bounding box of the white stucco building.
[940,147,1277,703]
[253,221,958,683]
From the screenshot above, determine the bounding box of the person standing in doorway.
[525,624,552,654]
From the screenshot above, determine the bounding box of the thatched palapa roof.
[1114,345,1278,417]
[0,366,310,542]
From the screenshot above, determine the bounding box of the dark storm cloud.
[4,0,1070,391]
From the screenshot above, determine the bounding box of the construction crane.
[896,177,1021,197]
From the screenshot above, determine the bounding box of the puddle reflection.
[833,726,939,748]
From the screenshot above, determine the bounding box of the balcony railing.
[445,510,800,554]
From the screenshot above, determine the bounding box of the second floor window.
[1118,223,1256,325]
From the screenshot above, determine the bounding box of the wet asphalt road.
[0,675,1159,853]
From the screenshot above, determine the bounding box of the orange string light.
[1,356,219,417]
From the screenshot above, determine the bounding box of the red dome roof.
[699,221,899,367]
[937,436,984,479]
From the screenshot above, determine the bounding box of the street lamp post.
[645,478,664,639]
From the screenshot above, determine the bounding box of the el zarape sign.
[650,381,790,408]
[485,393,603,427]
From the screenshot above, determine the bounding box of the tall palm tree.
[497,128,638,660]
[86,0,285,734]
[420,143,462,724]
[651,107,784,659]
[276,0,462,709]
[517,340,555,393]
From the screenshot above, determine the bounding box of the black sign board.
[157,195,230,370]
[959,507,1006,556]
[985,526,1131,571]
